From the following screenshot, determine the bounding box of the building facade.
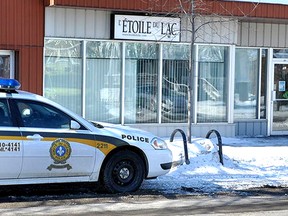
[2,0,288,137]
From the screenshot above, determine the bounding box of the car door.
[0,99,23,178]
[12,99,96,179]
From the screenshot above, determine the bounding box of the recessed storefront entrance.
[271,63,288,134]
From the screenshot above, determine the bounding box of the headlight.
[151,138,168,150]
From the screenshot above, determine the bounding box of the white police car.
[0,78,173,193]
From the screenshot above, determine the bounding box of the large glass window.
[260,49,267,119]
[44,39,252,126]
[198,46,228,123]
[162,44,189,123]
[273,49,288,58]
[124,43,159,123]
[44,40,83,115]
[234,48,259,119]
[86,41,121,123]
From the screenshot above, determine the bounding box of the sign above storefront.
[113,15,180,42]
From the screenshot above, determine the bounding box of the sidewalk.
[142,135,288,194]
[222,135,288,147]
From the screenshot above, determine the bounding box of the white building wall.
[46,7,288,49]
[178,16,238,44]
[45,7,239,45]
[45,8,111,39]
[238,21,288,48]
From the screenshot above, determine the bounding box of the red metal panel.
[18,47,43,95]
[14,0,23,46]
[279,6,286,19]
[52,0,286,20]
[51,0,181,13]
[0,0,44,95]
[208,1,288,20]
[0,1,7,44]
[0,0,44,47]
[49,0,288,19]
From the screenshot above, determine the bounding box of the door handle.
[26,134,44,141]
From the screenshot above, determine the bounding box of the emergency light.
[0,78,21,90]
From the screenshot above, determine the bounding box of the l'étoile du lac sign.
[113,15,180,42]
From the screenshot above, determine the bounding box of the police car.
[0,78,174,193]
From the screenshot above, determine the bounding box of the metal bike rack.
[170,128,223,166]
[205,129,224,165]
[170,129,190,165]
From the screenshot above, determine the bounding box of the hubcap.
[119,167,130,179]
[113,161,134,186]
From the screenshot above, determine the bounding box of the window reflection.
[124,43,158,123]
[86,41,121,123]
[162,44,189,123]
[0,55,10,78]
[44,40,83,115]
[44,39,268,126]
[260,49,267,119]
[16,100,71,128]
[273,49,288,58]
[0,100,13,126]
[234,48,259,119]
[197,46,228,123]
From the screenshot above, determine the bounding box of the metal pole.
[188,0,196,143]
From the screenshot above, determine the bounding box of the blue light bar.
[0,78,21,90]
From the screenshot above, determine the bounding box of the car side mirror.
[70,120,81,130]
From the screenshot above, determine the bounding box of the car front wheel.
[102,150,145,193]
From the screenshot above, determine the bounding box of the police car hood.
[90,121,157,141]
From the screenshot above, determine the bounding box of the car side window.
[0,99,13,127]
[15,100,72,129]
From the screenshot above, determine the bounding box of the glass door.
[272,63,288,134]
[0,50,14,78]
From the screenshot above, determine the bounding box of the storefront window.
[198,45,228,122]
[260,49,267,119]
[273,49,288,58]
[44,39,248,126]
[124,43,159,123]
[44,40,83,115]
[234,48,259,119]
[86,41,121,123]
[162,44,189,123]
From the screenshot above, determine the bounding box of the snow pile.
[141,136,288,194]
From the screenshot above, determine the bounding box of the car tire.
[102,150,145,193]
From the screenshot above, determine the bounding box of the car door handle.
[26,134,44,141]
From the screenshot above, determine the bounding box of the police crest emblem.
[47,138,72,171]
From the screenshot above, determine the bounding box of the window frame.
[233,47,267,121]
[0,50,15,79]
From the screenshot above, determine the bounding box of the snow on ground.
[141,136,288,194]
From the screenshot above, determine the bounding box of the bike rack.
[205,129,224,165]
[170,129,190,165]
[170,128,224,166]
